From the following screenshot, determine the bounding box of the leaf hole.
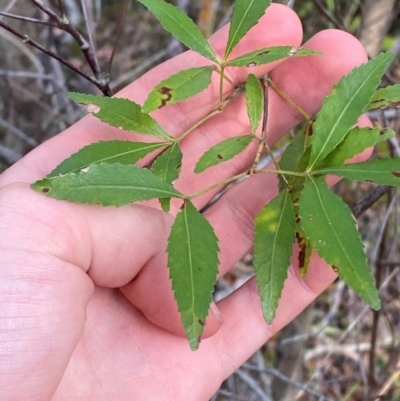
[83,104,101,113]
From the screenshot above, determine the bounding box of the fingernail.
[210,302,224,324]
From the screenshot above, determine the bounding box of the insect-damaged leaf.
[194,135,254,173]
[136,0,219,63]
[47,141,166,177]
[246,74,263,134]
[224,0,272,60]
[368,84,400,110]
[68,93,173,141]
[31,163,184,206]
[316,127,395,169]
[314,158,400,186]
[142,67,214,113]
[225,46,320,67]
[152,143,183,213]
[253,189,296,324]
[307,52,393,170]
[167,200,219,350]
[299,178,380,310]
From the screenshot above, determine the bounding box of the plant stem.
[176,86,243,143]
[219,65,225,107]
[268,77,311,120]
[256,169,307,177]
[176,109,221,143]
[188,172,247,200]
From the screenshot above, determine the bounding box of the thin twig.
[235,369,273,401]
[0,11,57,26]
[352,186,391,218]
[79,0,100,76]
[29,0,112,95]
[0,117,37,148]
[242,364,334,401]
[108,0,131,77]
[310,0,346,30]
[0,19,103,91]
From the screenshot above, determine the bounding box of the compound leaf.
[167,200,219,350]
[368,84,400,109]
[254,189,296,324]
[48,141,165,177]
[68,93,173,140]
[246,74,263,133]
[195,135,254,173]
[313,158,400,186]
[317,127,395,169]
[299,178,380,310]
[224,0,272,59]
[226,46,320,67]
[308,53,393,170]
[142,67,214,113]
[137,0,219,63]
[31,163,184,206]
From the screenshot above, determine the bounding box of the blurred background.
[1,1,400,400]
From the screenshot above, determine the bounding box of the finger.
[115,30,369,335]
[170,29,369,208]
[212,252,337,382]
[0,4,302,187]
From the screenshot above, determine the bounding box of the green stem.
[256,168,307,177]
[188,172,247,200]
[176,86,244,144]
[219,65,225,106]
[268,77,312,120]
[176,109,221,143]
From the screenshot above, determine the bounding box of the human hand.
[0,4,370,401]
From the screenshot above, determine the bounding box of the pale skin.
[0,4,371,401]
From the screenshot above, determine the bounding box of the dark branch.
[352,185,391,218]
[0,19,101,89]
[0,11,57,27]
[310,0,346,31]
[29,0,112,95]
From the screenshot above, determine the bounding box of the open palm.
[0,4,370,401]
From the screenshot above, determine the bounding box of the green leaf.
[31,163,184,206]
[278,122,313,191]
[167,200,219,350]
[194,135,254,173]
[136,0,219,63]
[368,84,400,109]
[68,93,173,141]
[253,189,296,324]
[225,46,321,67]
[151,143,183,184]
[313,158,400,186]
[142,67,214,113]
[299,178,380,310]
[159,198,171,213]
[308,53,393,170]
[246,74,263,133]
[224,0,272,59]
[48,141,166,177]
[152,143,183,213]
[316,127,395,169]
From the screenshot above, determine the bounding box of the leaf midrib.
[225,0,258,58]
[310,64,384,169]
[310,179,359,277]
